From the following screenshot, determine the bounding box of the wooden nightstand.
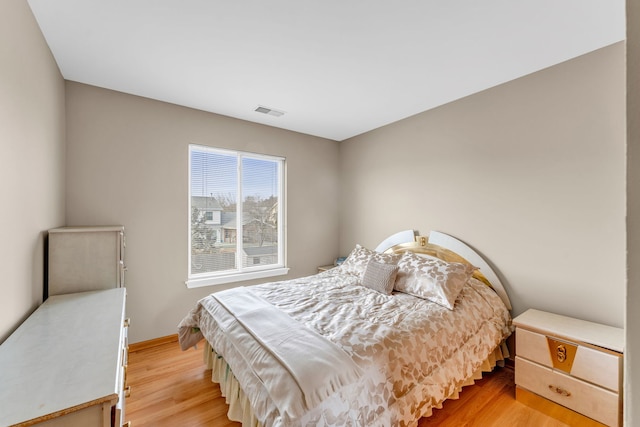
[513,309,623,427]
[317,264,335,273]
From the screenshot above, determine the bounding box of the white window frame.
[186,144,288,288]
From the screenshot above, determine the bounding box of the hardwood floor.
[126,339,576,426]
[127,338,240,427]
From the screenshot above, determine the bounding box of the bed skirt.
[203,340,510,427]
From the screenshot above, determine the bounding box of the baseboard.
[129,334,179,352]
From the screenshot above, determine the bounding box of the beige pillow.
[395,251,476,309]
[340,244,401,280]
[361,259,400,295]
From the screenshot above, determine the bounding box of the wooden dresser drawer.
[516,356,619,427]
[516,328,621,392]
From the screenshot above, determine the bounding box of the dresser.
[48,226,126,297]
[513,309,623,427]
[0,289,129,427]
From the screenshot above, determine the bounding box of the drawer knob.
[556,344,567,362]
[548,384,571,397]
[546,337,577,373]
[124,386,131,398]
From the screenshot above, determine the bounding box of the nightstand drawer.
[516,356,619,426]
[516,328,621,392]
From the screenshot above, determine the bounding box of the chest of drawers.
[513,309,623,427]
[48,226,126,297]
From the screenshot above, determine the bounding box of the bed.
[178,230,513,427]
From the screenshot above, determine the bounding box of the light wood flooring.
[126,339,580,427]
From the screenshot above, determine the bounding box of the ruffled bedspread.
[178,268,512,427]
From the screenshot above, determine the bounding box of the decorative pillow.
[395,251,476,309]
[340,244,401,280]
[361,259,399,295]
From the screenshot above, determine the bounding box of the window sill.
[185,267,290,289]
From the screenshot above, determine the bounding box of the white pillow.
[339,244,401,280]
[395,251,476,309]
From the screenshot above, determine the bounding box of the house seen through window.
[187,144,287,287]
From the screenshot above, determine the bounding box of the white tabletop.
[0,288,126,426]
[513,308,624,353]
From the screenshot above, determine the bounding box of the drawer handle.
[548,384,571,397]
[124,386,131,398]
[556,344,567,363]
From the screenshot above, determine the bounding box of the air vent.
[255,106,285,117]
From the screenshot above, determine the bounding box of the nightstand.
[317,264,335,273]
[513,309,623,427]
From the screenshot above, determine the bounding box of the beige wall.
[340,43,626,328]
[627,0,638,423]
[1,0,633,416]
[64,82,340,343]
[0,0,66,342]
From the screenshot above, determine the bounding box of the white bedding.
[179,267,512,427]
[210,286,363,417]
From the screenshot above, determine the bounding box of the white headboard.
[378,229,512,310]
[374,229,416,253]
[427,231,511,310]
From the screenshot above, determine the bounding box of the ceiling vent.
[255,106,285,117]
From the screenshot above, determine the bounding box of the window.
[187,145,287,288]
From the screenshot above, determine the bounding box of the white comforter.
[209,286,363,418]
[179,268,512,427]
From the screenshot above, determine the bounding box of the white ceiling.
[28,0,625,141]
